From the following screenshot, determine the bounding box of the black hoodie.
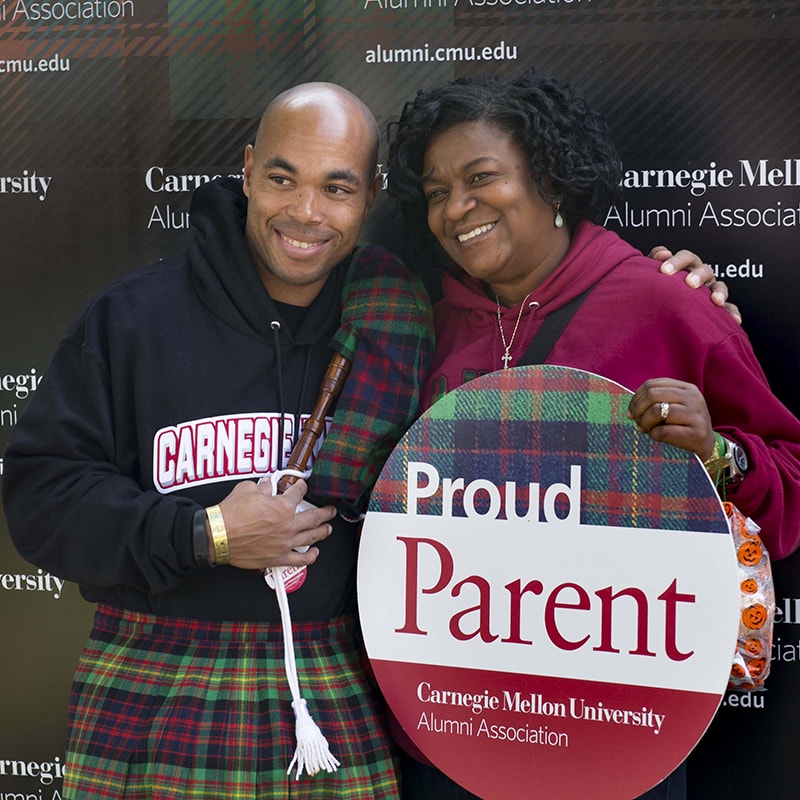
[3,177,382,622]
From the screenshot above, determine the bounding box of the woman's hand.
[627,378,716,461]
[649,245,742,325]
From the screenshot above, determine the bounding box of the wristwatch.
[704,436,748,485]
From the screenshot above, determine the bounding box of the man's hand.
[649,246,743,326]
[214,479,336,570]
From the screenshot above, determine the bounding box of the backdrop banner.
[2,2,799,797]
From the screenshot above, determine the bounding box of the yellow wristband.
[205,505,230,566]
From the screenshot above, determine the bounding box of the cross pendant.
[501,351,512,368]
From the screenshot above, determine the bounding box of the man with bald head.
[3,82,433,799]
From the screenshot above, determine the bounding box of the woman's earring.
[554,200,564,229]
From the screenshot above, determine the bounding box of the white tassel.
[261,469,340,779]
[288,698,341,778]
[268,565,341,778]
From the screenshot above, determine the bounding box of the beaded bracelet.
[703,432,728,483]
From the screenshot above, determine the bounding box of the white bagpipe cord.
[260,469,341,779]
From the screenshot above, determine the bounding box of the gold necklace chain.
[495,292,533,369]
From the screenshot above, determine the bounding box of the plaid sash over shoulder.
[309,245,434,516]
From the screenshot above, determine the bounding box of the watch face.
[733,444,749,473]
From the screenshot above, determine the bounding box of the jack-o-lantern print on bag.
[726,502,776,690]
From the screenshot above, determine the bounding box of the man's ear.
[365,172,381,211]
[242,144,255,197]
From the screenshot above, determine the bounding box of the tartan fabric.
[369,365,729,534]
[308,245,434,517]
[63,605,400,800]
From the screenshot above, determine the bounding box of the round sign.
[358,365,740,800]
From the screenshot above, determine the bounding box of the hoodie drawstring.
[270,321,287,455]
[271,320,315,469]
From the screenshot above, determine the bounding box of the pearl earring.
[554,201,564,229]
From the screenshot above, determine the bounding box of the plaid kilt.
[63,605,399,799]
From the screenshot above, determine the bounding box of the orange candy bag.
[725,502,775,690]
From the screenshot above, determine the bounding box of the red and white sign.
[358,366,740,799]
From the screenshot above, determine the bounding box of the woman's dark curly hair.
[387,68,623,267]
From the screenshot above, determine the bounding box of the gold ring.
[660,402,670,423]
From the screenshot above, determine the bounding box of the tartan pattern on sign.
[369,365,728,534]
[309,245,434,517]
[63,605,399,800]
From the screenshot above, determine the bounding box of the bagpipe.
[261,244,433,778]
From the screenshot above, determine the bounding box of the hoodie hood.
[185,176,434,518]
[188,176,344,343]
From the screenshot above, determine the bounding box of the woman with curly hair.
[386,68,800,799]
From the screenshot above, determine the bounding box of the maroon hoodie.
[425,221,800,560]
